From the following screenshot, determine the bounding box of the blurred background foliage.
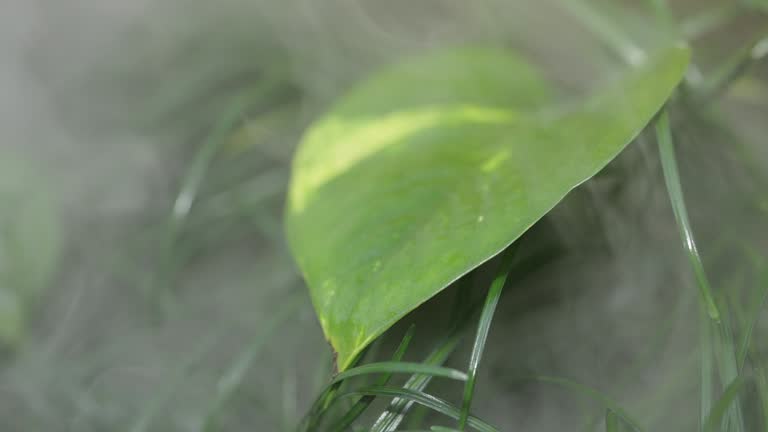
[0,0,767,430]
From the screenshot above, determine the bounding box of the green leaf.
[286,45,690,371]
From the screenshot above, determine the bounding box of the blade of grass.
[370,333,462,432]
[457,245,518,429]
[703,377,746,432]
[398,429,462,432]
[655,110,720,321]
[200,295,302,432]
[168,97,249,243]
[404,405,431,430]
[605,409,620,432]
[657,109,751,430]
[151,94,254,316]
[311,347,335,402]
[136,63,288,130]
[332,363,468,386]
[330,325,416,431]
[340,386,499,432]
[397,430,437,432]
[754,363,768,430]
[371,280,480,431]
[712,304,745,431]
[737,249,768,370]
[657,109,735,429]
[700,308,714,428]
[298,344,370,432]
[311,362,469,429]
[185,168,288,232]
[694,32,768,102]
[303,350,467,430]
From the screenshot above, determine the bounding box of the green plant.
[2,1,765,431]
[282,2,768,431]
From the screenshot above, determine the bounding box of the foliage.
[286,46,689,371]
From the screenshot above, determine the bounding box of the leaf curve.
[286,45,690,371]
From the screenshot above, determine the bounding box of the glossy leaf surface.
[286,46,689,370]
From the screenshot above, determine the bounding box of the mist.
[1,0,766,431]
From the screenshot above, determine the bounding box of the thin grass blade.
[703,377,745,432]
[371,290,477,431]
[737,249,768,370]
[299,344,374,431]
[330,325,415,431]
[712,304,745,431]
[333,362,468,386]
[341,386,499,432]
[305,359,468,430]
[700,309,714,428]
[605,409,620,432]
[695,32,768,101]
[755,364,768,430]
[151,95,254,314]
[458,245,518,429]
[655,110,720,321]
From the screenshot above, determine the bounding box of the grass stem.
[457,245,518,429]
[655,110,721,321]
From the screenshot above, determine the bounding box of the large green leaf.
[286,46,689,371]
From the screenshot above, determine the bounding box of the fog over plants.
[1,1,767,431]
